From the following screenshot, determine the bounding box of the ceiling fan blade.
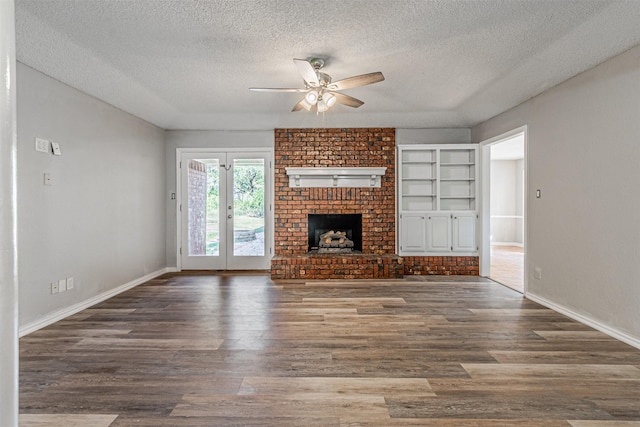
[291,96,314,112]
[328,72,385,91]
[332,92,365,108]
[293,58,319,87]
[291,100,305,112]
[250,87,309,92]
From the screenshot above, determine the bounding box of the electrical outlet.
[51,282,59,294]
[66,277,74,290]
[534,267,542,280]
[35,138,49,153]
[59,278,67,292]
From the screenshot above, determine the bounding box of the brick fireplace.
[271,128,403,279]
[270,127,478,279]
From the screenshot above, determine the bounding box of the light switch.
[51,142,62,156]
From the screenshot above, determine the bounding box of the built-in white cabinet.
[398,144,478,256]
[452,212,477,252]
[426,213,451,252]
[400,213,427,252]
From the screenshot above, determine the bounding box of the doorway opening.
[177,150,272,270]
[480,128,526,293]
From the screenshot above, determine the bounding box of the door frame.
[175,147,274,271]
[479,125,528,294]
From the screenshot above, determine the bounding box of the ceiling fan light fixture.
[317,99,329,113]
[300,98,313,111]
[305,90,319,105]
[323,92,337,108]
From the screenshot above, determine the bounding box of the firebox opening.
[308,214,362,253]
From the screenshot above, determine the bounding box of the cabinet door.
[400,214,426,252]
[426,213,451,252]
[452,212,477,252]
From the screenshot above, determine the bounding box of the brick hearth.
[271,254,404,280]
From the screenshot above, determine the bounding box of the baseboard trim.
[526,292,640,350]
[491,242,524,247]
[19,267,172,337]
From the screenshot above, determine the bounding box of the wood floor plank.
[341,419,572,427]
[170,394,389,418]
[490,350,640,364]
[71,337,224,351]
[461,363,640,380]
[535,330,615,341]
[569,422,640,426]
[385,393,615,421]
[111,415,339,426]
[19,272,640,424]
[238,376,435,397]
[19,414,118,427]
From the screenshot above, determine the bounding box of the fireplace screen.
[308,214,362,253]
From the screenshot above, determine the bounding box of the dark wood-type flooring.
[19,273,640,426]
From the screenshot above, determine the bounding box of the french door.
[179,151,271,270]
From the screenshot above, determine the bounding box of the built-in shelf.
[441,196,474,199]
[285,167,387,188]
[397,144,478,256]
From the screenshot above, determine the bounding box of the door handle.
[227,214,232,219]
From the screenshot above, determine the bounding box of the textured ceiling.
[15,0,640,130]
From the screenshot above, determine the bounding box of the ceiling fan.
[250,58,385,112]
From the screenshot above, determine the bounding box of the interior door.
[180,151,271,270]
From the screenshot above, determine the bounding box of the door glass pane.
[187,159,220,256]
[233,158,265,256]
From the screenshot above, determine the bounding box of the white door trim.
[176,147,274,271]
[479,125,528,294]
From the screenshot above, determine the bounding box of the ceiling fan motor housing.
[309,58,325,70]
[317,72,331,87]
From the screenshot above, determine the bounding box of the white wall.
[17,64,167,329]
[473,44,640,345]
[164,130,273,267]
[490,159,524,245]
[396,128,471,145]
[1,1,19,424]
[515,158,524,243]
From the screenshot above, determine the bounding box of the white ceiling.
[491,134,524,160]
[15,0,640,131]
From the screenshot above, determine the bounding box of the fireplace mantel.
[285,167,387,188]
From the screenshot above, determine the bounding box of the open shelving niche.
[398,144,478,255]
[439,148,476,211]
